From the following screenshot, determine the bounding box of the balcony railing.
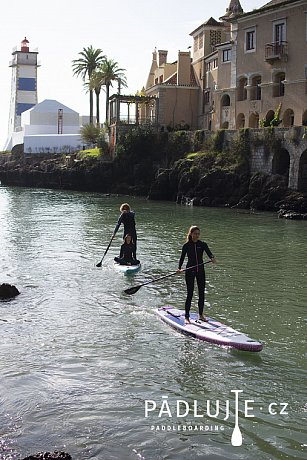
[265,41,288,63]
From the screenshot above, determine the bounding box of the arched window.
[221,94,230,107]
[273,72,285,97]
[236,113,245,129]
[237,77,248,101]
[251,76,261,100]
[265,110,275,125]
[283,109,294,127]
[298,150,307,192]
[302,110,307,126]
[249,112,259,128]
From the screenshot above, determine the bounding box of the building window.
[251,76,262,100]
[199,33,204,49]
[204,91,210,104]
[273,20,286,43]
[273,72,285,97]
[246,30,256,51]
[222,49,231,62]
[194,35,198,52]
[237,77,248,101]
[206,59,218,71]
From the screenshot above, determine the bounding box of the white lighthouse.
[4,37,40,150]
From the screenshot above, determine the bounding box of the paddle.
[231,390,243,446]
[124,260,212,295]
[96,235,114,267]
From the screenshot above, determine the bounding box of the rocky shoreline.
[0,142,306,220]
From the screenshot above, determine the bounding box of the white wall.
[24,111,79,127]
[23,124,80,135]
[19,65,36,78]
[11,130,24,146]
[23,134,83,154]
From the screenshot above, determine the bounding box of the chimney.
[177,51,191,85]
[158,50,168,67]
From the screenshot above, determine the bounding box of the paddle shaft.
[140,260,211,287]
[96,235,114,267]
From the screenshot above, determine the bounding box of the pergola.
[108,94,159,126]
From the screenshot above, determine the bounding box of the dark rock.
[233,194,251,209]
[22,452,72,460]
[276,190,307,213]
[148,169,171,200]
[278,209,307,220]
[0,283,20,299]
[200,197,212,207]
[249,172,268,197]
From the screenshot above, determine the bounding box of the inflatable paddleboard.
[156,306,263,352]
[114,261,141,274]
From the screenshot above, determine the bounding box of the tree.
[72,46,105,124]
[87,70,104,126]
[80,124,101,145]
[99,59,127,123]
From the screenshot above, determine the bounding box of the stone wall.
[189,127,307,191]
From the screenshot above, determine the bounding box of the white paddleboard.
[156,306,263,352]
[114,261,141,274]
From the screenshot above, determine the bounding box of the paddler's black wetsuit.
[113,211,137,249]
[178,240,214,320]
[114,242,140,265]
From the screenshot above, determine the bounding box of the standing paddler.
[113,202,138,249]
[177,225,216,324]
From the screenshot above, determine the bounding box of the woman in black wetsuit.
[114,234,140,266]
[177,225,216,324]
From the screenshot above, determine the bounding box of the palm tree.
[72,46,105,124]
[99,59,127,123]
[87,70,104,126]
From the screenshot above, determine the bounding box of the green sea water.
[0,186,306,460]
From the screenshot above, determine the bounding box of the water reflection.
[0,187,306,459]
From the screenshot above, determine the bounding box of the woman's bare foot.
[199,315,208,322]
[185,318,191,325]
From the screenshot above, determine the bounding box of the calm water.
[0,186,306,460]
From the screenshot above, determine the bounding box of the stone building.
[144,49,200,130]
[143,0,307,133]
[202,0,307,130]
[141,0,307,191]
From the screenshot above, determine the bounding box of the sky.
[0,0,265,148]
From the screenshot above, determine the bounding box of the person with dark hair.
[113,203,137,249]
[177,226,216,324]
[114,234,140,265]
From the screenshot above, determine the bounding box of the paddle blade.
[96,261,102,268]
[124,285,142,295]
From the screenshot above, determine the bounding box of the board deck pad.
[156,306,263,352]
[114,262,141,274]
